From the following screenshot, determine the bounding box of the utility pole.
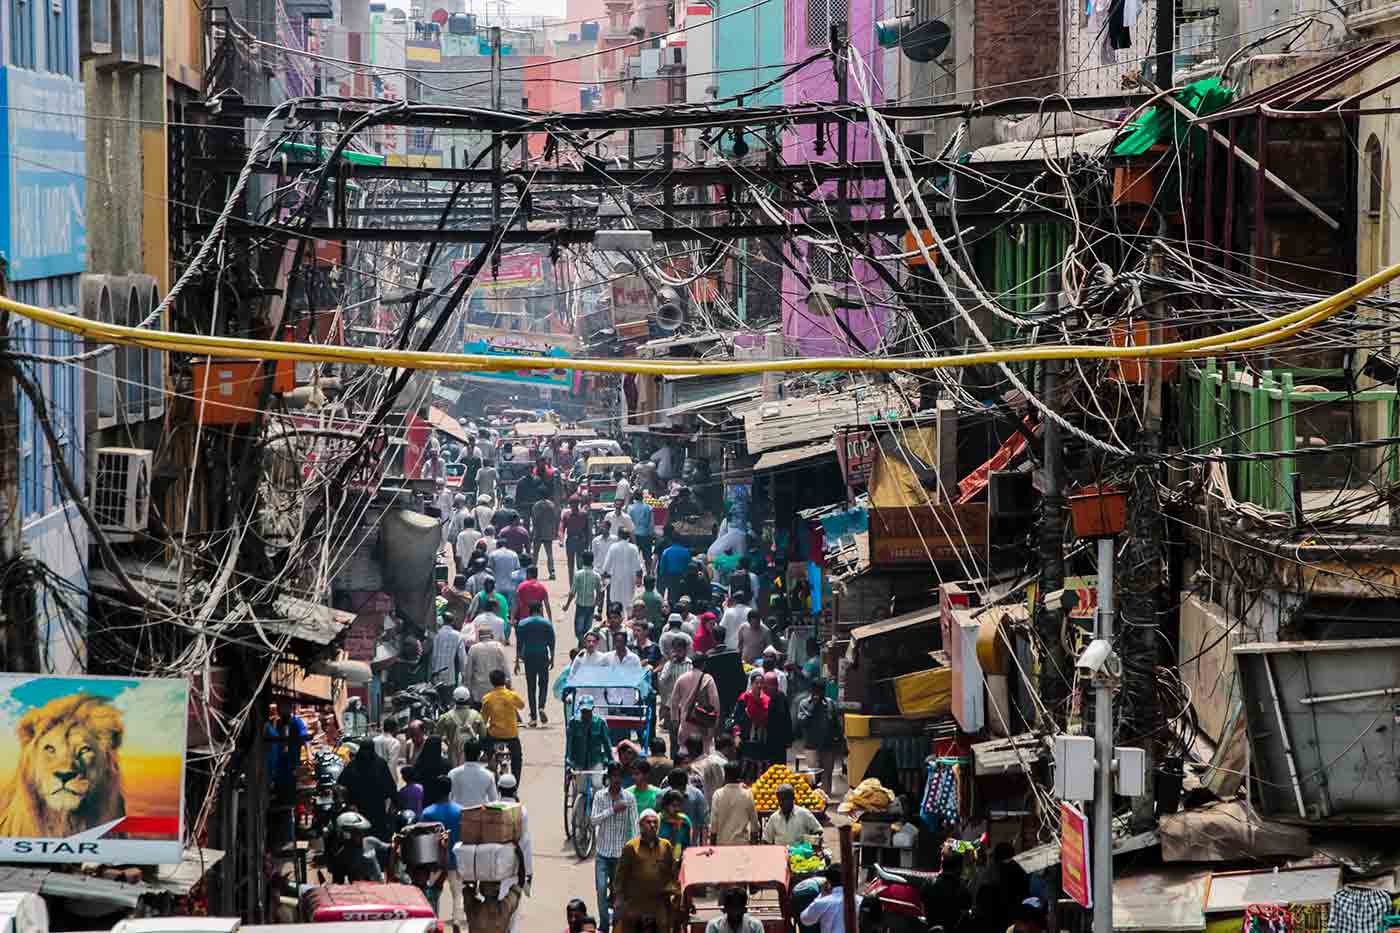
[1154,0,1172,91]
[1123,249,1164,830]
[1037,340,1069,728]
[490,26,503,235]
[1093,537,1116,933]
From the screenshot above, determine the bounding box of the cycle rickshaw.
[560,664,656,859]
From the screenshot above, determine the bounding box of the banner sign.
[452,253,545,290]
[461,340,573,390]
[868,503,987,568]
[834,427,876,490]
[0,675,188,863]
[1060,802,1092,909]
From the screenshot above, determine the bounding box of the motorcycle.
[864,864,930,933]
[309,749,346,839]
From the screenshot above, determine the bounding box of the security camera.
[1075,638,1120,676]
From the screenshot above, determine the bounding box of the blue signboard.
[462,340,574,390]
[3,69,87,281]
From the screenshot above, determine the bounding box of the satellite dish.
[431,7,449,23]
[901,19,950,62]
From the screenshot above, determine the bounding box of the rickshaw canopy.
[561,664,655,699]
[678,846,792,895]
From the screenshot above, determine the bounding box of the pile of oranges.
[752,763,827,813]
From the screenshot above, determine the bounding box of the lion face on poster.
[0,694,126,838]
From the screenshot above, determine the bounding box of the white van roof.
[110,921,435,933]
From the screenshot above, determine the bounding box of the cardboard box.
[459,802,525,845]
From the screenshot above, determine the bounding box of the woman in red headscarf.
[731,670,771,777]
[761,670,793,771]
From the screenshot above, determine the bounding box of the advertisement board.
[2,70,87,281]
[610,274,651,325]
[461,340,573,390]
[0,675,188,863]
[451,253,545,290]
[868,503,987,568]
[1060,802,1092,909]
[834,427,876,490]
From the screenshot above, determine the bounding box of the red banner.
[1060,802,1092,909]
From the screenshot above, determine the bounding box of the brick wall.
[974,0,1060,100]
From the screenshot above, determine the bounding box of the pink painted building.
[781,0,891,357]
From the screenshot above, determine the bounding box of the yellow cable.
[5,258,1398,376]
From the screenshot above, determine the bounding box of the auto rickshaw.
[677,846,795,933]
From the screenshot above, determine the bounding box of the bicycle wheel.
[571,789,595,859]
[563,771,574,841]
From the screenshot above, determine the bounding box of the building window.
[11,0,35,68]
[1367,133,1384,219]
[46,0,71,76]
[806,0,848,47]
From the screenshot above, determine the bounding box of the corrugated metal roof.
[260,595,354,645]
[428,406,469,443]
[751,441,835,472]
[850,604,939,641]
[742,389,909,453]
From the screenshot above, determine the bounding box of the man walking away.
[564,552,603,641]
[481,669,526,778]
[627,493,655,569]
[532,494,561,579]
[561,495,591,580]
[515,602,556,727]
[514,562,553,627]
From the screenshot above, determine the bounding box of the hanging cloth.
[1325,887,1390,933]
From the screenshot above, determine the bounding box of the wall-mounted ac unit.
[90,447,152,540]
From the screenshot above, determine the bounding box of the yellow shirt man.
[482,682,526,739]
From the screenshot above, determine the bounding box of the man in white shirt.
[447,494,470,543]
[476,463,499,499]
[613,472,633,509]
[601,628,641,670]
[473,605,507,644]
[430,619,468,687]
[707,887,764,933]
[603,500,635,538]
[720,597,752,652]
[601,529,644,609]
[473,495,495,536]
[455,518,483,574]
[448,739,500,808]
[800,867,862,933]
[761,784,823,845]
[593,529,617,570]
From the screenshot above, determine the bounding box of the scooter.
[864,864,930,933]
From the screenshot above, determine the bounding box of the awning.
[427,406,469,444]
[668,387,759,416]
[1014,829,1158,874]
[0,866,151,907]
[850,604,939,642]
[743,389,909,454]
[752,441,835,472]
[152,848,226,897]
[259,595,354,645]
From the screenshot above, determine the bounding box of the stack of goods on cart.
[455,801,531,933]
[752,763,828,815]
[787,840,831,880]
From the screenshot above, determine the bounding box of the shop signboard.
[0,674,188,863]
[460,340,573,390]
[834,427,876,490]
[3,70,87,281]
[1060,802,1092,909]
[868,503,987,568]
[451,253,545,290]
[611,274,651,325]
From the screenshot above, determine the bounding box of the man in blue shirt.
[657,539,691,605]
[627,493,656,568]
[419,774,465,930]
[515,602,557,727]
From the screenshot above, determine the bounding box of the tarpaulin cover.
[1159,801,1311,863]
[868,427,939,508]
[893,667,953,717]
[1113,78,1235,157]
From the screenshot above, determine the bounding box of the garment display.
[1244,905,1291,933]
[1326,886,1390,933]
[919,760,960,831]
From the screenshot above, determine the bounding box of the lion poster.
[0,675,188,863]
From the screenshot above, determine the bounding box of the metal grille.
[806,0,847,47]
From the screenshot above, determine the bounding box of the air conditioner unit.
[90,447,152,541]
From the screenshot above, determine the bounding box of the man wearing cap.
[473,495,495,538]
[656,635,693,756]
[566,694,614,773]
[612,808,680,933]
[658,614,692,659]
[761,783,822,845]
[465,628,510,703]
[435,686,486,767]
